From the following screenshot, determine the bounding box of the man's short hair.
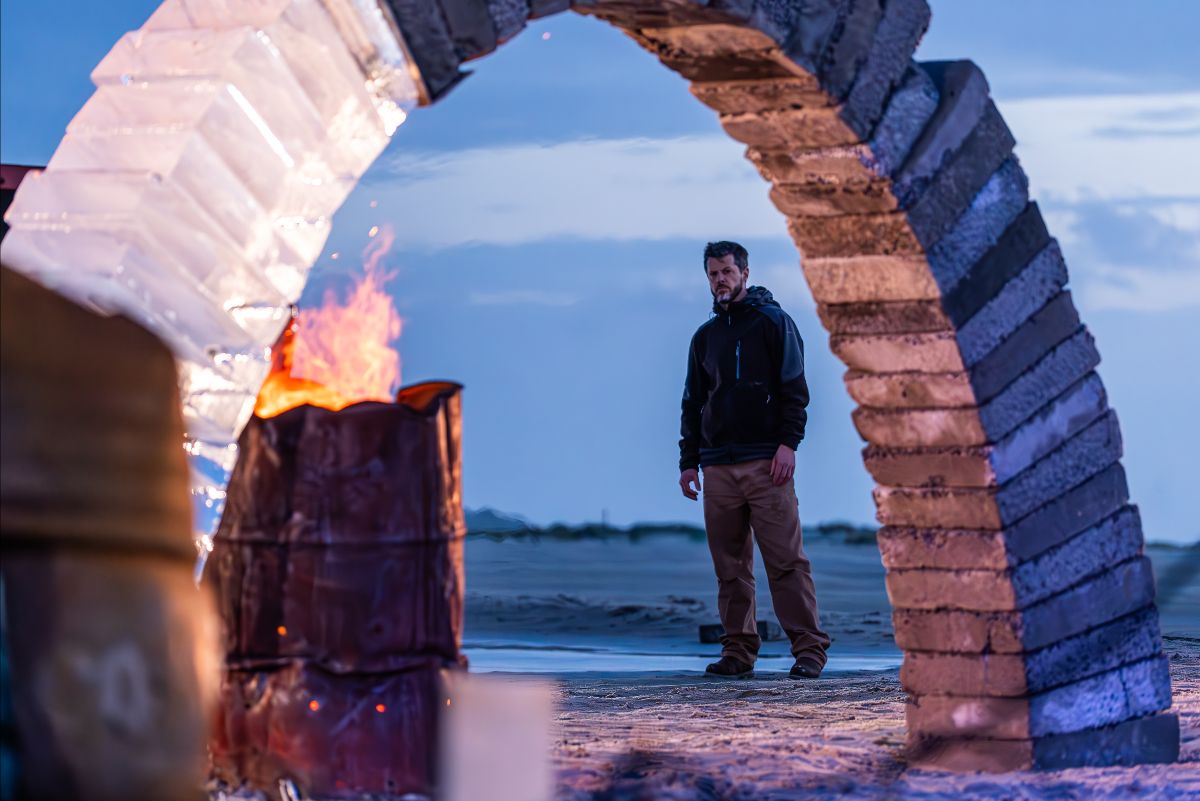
[704,241,749,272]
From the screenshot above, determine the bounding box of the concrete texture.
[877,526,1009,570]
[978,327,1101,440]
[832,330,961,372]
[957,242,1067,366]
[846,369,975,408]
[1004,462,1130,562]
[1024,606,1163,694]
[946,202,1052,329]
[839,0,930,136]
[968,291,1082,403]
[1031,713,1180,769]
[818,298,948,335]
[803,255,938,302]
[926,157,1029,294]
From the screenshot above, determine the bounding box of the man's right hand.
[679,469,701,501]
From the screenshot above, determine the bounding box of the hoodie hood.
[713,285,779,315]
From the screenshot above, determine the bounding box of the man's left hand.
[769,444,795,486]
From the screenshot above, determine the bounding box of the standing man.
[679,241,830,679]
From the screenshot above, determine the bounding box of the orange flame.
[254,224,402,418]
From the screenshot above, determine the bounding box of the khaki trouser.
[702,459,830,667]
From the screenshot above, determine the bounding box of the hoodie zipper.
[735,340,741,380]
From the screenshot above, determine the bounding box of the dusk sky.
[3,1,1198,543]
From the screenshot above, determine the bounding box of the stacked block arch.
[386,0,1179,770]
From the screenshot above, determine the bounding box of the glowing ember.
[254,225,402,418]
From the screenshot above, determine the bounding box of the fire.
[254,224,402,418]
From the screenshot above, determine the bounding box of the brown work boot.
[705,655,753,678]
[788,657,822,680]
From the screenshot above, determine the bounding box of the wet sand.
[549,638,1199,800]
[464,535,1199,798]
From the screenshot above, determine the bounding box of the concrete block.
[908,713,1180,772]
[990,373,1106,484]
[944,201,1051,328]
[1026,606,1162,694]
[1012,506,1142,607]
[978,327,1100,441]
[579,1,737,29]
[894,60,989,203]
[958,242,1067,366]
[866,374,1105,489]
[997,411,1122,523]
[878,411,1119,530]
[877,526,1009,570]
[884,507,1142,615]
[855,407,985,448]
[831,331,962,372]
[772,0,844,75]
[886,565,1014,612]
[1030,656,1172,737]
[721,106,861,148]
[969,291,1081,404]
[893,607,1022,653]
[864,444,993,488]
[909,103,1016,250]
[845,369,975,408]
[874,484,999,528]
[802,254,935,301]
[892,557,1154,654]
[386,0,467,101]
[639,22,783,57]
[1032,712,1179,769]
[528,0,568,17]
[907,735,1032,772]
[747,143,877,185]
[902,651,1027,697]
[815,0,884,99]
[1022,556,1155,651]
[866,64,939,177]
[665,51,801,83]
[769,177,896,216]
[790,213,923,258]
[439,0,499,61]
[906,693,1028,740]
[926,157,1029,293]
[817,299,948,335]
[690,76,828,114]
[840,0,931,137]
[1004,463,1129,562]
[486,0,529,42]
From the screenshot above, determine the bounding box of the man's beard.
[713,278,744,304]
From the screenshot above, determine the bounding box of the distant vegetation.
[465,507,878,545]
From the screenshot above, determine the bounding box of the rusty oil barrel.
[208,382,466,799]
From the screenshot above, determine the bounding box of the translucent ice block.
[0,0,422,572]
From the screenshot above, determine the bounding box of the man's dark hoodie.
[679,285,809,471]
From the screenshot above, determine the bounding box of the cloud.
[341,93,1199,256]
[998,92,1200,202]
[467,289,579,307]
[353,136,785,249]
[1146,202,1200,234]
[1078,263,1200,313]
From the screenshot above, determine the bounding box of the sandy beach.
[464,533,1200,799]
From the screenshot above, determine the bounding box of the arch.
[0,0,1179,775]
[385,0,1178,771]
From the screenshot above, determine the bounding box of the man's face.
[706,254,748,305]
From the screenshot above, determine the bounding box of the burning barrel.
[208,371,466,798]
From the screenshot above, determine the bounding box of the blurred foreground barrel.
[209,382,466,799]
[0,266,218,801]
